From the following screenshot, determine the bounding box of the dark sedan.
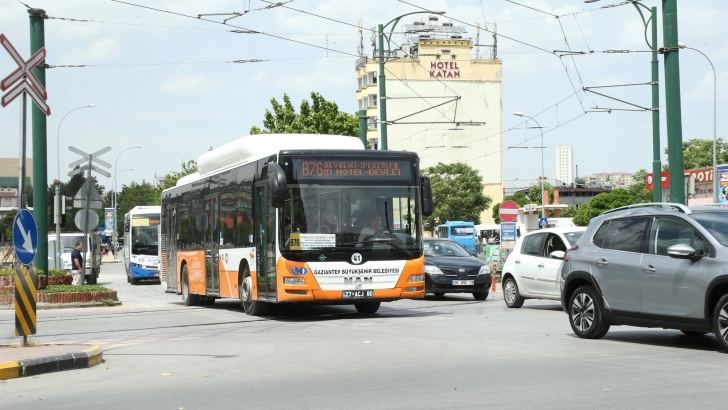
[423,238,492,300]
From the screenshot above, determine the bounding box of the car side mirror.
[268,162,287,208]
[421,176,433,217]
[550,251,565,260]
[667,244,699,260]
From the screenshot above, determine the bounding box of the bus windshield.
[280,155,421,258]
[131,214,160,256]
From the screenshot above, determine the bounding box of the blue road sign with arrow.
[13,209,38,266]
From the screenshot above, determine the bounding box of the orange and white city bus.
[160,134,433,315]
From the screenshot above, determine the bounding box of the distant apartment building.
[584,171,635,188]
[355,15,503,223]
[555,145,574,185]
[0,158,32,188]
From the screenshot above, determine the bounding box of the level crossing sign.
[0,33,50,115]
[13,209,38,266]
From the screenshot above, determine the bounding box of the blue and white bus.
[437,221,477,254]
[124,205,161,284]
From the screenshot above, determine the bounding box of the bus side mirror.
[268,163,287,208]
[421,176,433,216]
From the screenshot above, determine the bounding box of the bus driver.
[359,214,384,241]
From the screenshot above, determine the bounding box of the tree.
[250,92,359,137]
[0,209,17,242]
[560,204,577,218]
[112,182,161,233]
[663,138,728,171]
[423,162,492,231]
[159,160,197,191]
[628,169,653,204]
[528,182,555,207]
[492,192,529,223]
[573,189,635,226]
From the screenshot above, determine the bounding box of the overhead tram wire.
[46,15,359,36]
[257,0,486,123]
[43,55,353,69]
[109,0,360,58]
[417,89,583,159]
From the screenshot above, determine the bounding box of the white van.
[47,232,102,284]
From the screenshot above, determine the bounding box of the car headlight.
[478,265,491,275]
[424,265,444,276]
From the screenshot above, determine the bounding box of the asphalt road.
[1,261,726,409]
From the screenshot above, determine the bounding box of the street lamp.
[513,112,546,224]
[584,0,661,203]
[113,146,141,259]
[54,103,96,269]
[678,42,718,203]
[112,167,133,260]
[378,10,446,150]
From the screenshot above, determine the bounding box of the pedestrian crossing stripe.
[15,265,36,336]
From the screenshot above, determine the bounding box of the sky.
[0,0,726,193]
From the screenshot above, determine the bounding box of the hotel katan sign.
[430,61,461,78]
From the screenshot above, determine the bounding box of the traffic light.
[62,196,72,226]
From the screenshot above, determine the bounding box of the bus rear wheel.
[181,265,199,306]
[240,266,267,316]
[355,301,381,314]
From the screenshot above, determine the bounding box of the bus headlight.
[408,274,424,282]
[284,278,305,285]
[478,265,491,275]
[424,265,443,276]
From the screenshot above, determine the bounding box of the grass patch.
[99,298,115,306]
[38,285,110,293]
[0,290,11,295]
[0,268,68,276]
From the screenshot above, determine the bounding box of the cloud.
[160,74,217,96]
[59,38,123,64]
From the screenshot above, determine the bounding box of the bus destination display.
[294,159,411,180]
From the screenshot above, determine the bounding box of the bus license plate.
[452,280,474,286]
[343,290,374,299]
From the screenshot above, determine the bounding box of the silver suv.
[559,203,728,351]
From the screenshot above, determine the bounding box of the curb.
[0,345,103,380]
[0,300,122,310]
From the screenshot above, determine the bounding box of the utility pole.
[662,0,684,205]
[649,6,662,203]
[377,24,388,150]
[358,109,367,146]
[29,8,48,273]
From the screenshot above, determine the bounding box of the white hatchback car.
[501,227,586,308]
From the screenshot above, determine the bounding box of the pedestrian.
[71,241,85,286]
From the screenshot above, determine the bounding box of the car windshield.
[424,241,471,257]
[61,236,83,253]
[690,212,728,246]
[563,231,584,246]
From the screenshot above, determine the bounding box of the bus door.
[165,206,178,290]
[205,196,220,295]
[255,182,277,301]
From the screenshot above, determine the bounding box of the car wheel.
[680,330,707,336]
[712,294,728,352]
[131,277,139,285]
[503,277,524,308]
[473,291,489,301]
[181,265,199,306]
[569,285,610,339]
[126,273,130,283]
[355,301,380,314]
[240,265,267,316]
[433,292,445,298]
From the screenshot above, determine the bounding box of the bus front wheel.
[240,266,267,316]
[181,265,199,306]
[355,301,380,314]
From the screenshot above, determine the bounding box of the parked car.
[47,232,102,284]
[423,238,491,300]
[560,203,728,352]
[501,227,586,308]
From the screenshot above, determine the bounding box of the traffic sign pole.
[30,8,49,274]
